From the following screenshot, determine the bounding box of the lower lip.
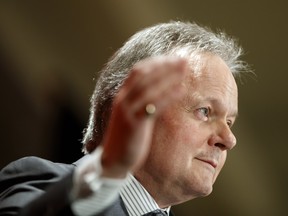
[195,158,215,169]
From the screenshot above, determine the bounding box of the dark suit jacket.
[0,156,130,216]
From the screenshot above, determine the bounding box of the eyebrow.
[205,97,238,119]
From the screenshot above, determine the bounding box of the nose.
[208,122,237,150]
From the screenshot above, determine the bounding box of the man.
[0,21,249,216]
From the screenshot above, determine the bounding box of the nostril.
[215,143,226,150]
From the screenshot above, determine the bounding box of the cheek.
[213,151,227,183]
[155,114,205,156]
[218,152,227,169]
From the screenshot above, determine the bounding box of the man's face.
[135,53,238,206]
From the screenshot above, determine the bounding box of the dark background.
[0,1,287,215]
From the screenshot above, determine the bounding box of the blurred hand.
[100,56,189,178]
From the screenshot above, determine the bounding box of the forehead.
[185,53,238,114]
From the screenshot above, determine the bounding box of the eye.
[199,107,209,116]
[195,107,210,121]
[227,120,234,128]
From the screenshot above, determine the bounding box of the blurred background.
[0,0,287,215]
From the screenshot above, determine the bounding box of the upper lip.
[195,158,218,168]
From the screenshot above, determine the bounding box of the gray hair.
[82,21,249,153]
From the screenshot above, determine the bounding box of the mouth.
[195,158,217,169]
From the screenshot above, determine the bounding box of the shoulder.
[1,156,75,179]
[0,157,77,214]
[0,156,76,195]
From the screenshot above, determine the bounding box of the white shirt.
[70,147,170,216]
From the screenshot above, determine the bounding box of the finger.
[125,58,188,118]
[136,82,185,119]
[120,56,187,102]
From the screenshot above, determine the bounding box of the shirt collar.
[120,174,171,216]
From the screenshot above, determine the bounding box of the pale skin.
[100,52,238,208]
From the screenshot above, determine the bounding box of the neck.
[134,169,197,208]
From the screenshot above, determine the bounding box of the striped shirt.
[71,147,170,216]
[120,174,171,216]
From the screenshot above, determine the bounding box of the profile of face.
[135,53,238,207]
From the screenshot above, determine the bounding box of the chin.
[184,183,213,199]
[201,188,213,197]
[195,184,213,198]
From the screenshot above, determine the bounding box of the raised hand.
[100,56,189,178]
